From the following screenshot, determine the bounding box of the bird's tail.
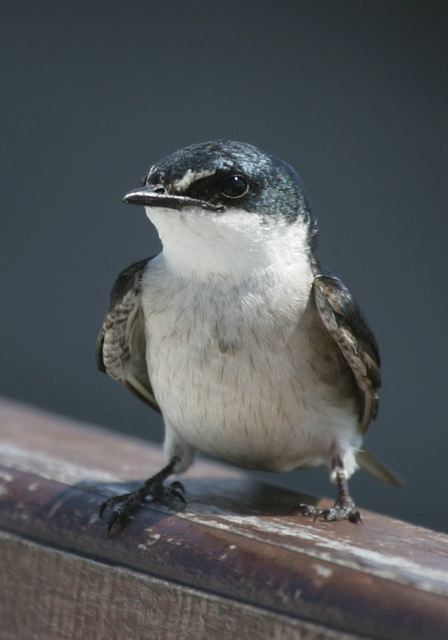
[356,448,404,486]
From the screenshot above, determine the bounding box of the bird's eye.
[220,175,249,198]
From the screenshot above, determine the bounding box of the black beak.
[123,186,223,212]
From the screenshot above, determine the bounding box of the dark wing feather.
[313,274,381,433]
[96,257,161,414]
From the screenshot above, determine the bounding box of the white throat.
[146,206,313,284]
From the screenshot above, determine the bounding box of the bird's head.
[124,140,317,279]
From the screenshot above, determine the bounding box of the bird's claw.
[99,491,132,520]
[99,480,187,535]
[168,481,187,503]
[294,503,362,524]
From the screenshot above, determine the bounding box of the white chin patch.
[146,203,311,283]
[172,168,216,193]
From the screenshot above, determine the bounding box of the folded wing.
[313,274,381,433]
[96,257,161,413]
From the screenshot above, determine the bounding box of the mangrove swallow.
[97,140,401,534]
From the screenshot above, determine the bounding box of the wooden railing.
[0,398,447,639]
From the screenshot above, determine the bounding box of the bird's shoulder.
[108,257,153,310]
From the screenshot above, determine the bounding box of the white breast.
[141,208,360,473]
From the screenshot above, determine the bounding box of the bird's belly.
[147,329,358,472]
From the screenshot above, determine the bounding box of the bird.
[97,139,401,534]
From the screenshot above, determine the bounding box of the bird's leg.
[99,455,186,535]
[296,455,362,524]
[328,455,362,522]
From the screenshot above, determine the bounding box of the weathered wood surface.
[0,399,447,640]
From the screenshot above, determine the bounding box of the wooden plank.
[0,398,448,639]
[0,531,355,640]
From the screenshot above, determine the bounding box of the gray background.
[1,1,447,532]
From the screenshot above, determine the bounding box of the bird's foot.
[99,480,186,535]
[295,502,362,524]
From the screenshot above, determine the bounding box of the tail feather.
[356,448,404,486]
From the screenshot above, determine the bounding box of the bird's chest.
[144,275,301,376]
[140,271,333,469]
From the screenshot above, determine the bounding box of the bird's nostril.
[154,187,165,194]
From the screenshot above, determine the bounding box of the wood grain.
[0,398,448,639]
[0,532,355,640]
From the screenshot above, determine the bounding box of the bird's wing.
[312,274,381,433]
[96,257,161,413]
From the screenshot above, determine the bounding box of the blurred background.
[1,1,447,532]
